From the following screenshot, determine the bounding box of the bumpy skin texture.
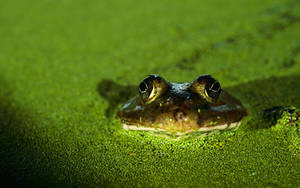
[117,75,247,133]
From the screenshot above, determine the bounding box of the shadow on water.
[97,74,300,129]
[227,74,300,109]
[0,83,23,187]
[0,79,36,187]
[0,79,113,187]
[97,79,136,119]
[226,74,300,129]
[0,79,80,187]
[0,79,59,187]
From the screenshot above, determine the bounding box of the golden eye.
[138,74,169,104]
[189,74,221,103]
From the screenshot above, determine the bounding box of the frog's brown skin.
[117,74,247,134]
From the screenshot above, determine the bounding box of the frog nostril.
[174,110,187,122]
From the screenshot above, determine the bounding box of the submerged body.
[117,74,247,134]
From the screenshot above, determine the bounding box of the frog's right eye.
[139,74,169,104]
[189,74,221,103]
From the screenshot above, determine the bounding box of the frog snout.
[174,110,188,122]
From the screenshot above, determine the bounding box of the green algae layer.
[0,0,300,187]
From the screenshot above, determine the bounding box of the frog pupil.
[211,82,220,91]
[139,82,148,93]
[206,81,221,99]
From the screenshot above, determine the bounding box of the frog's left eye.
[189,74,221,103]
[139,74,169,104]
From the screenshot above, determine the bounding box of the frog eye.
[189,74,221,103]
[139,74,169,104]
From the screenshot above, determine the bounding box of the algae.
[0,0,299,187]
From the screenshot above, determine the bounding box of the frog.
[117,74,247,135]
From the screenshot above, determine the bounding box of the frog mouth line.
[122,121,241,136]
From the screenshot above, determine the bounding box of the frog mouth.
[122,121,241,136]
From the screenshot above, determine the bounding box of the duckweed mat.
[0,0,299,187]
